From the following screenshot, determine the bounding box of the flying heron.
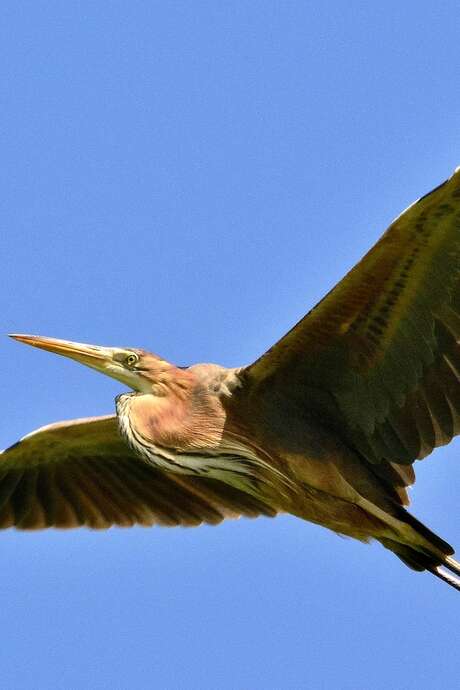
[3,168,460,592]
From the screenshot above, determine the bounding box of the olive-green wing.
[0,416,276,530]
[245,167,460,477]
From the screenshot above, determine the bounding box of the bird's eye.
[125,354,138,367]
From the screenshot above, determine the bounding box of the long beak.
[9,334,115,372]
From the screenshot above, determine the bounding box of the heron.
[4,168,460,592]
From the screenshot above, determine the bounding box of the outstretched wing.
[0,416,276,529]
[245,167,460,485]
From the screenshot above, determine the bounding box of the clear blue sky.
[2,3,460,689]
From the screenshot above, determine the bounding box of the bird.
[3,168,460,593]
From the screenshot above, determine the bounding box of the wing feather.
[244,168,460,496]
[0,415,277,530]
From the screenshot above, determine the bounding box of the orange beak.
[9,334,111,368]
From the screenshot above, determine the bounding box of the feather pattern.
[245,167,460,491]
[0,416,277,529]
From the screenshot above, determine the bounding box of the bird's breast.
[115,391,251,476]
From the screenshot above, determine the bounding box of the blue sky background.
[1,3,460,689]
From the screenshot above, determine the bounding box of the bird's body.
[115,365,452,554]
[5,167,460,591]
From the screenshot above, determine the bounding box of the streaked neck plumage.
[115,363,291,499]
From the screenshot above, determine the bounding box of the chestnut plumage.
[5,167,460,592]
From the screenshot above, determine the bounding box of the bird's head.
[9,334,179,393]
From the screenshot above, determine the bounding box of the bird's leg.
[444,555,460,576]
[428,565,460,592]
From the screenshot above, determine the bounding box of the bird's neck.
[114,359,225,457]
[115,373,293,508]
